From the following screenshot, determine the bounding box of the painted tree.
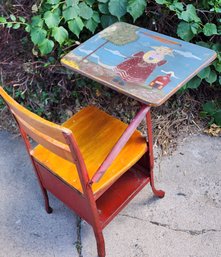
[82,23,139,61]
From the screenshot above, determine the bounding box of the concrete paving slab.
[0,132,221,257]
[0,132,78,257]
[81,135,221,257]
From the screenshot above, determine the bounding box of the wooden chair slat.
[0,84,165,257]
[15,115,74,163]
[0,87,69,144]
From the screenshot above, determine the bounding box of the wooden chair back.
[0,87,76,163]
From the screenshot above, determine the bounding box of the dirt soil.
[0,6,219,154]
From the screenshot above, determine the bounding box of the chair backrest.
[0,87,76,163]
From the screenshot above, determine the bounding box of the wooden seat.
[0,86,164,257]
[32,106,147,197]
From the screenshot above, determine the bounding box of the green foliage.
[0,0,220,126]
[156,0,221,90]
[201,101,221,126]
[127,0,147,22]
[0,15,26,29]
[0,0,147,55]
[156,1,220,126]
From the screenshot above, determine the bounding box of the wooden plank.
[0,87,70,144]
[61,22,217,106]
[15,115,74,163]
[91,105,150,183]
[33,106,147,195]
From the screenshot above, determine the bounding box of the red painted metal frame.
[3,97,165,257]
[146,111,165,198]
[91,105,150,183]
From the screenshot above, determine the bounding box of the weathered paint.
[0,86,165,257]
[61,22,217,106]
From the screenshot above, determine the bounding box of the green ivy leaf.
[25,24,31,32]
[38,38,54,55]
[31,16,44,27]
[185,76,202,89]
[213,61,221,73]
[217,25,221,35]
[100,14,118,28]
[98,3,109,14]
[85,0,95,6]
[203,23,217,36]
[177,21,194,41]
[211,43,221,52]
[205,70,217,84]
[196,41,211,48]
[85,18,98,33]
[44,11,60,28]
[169,2,184,12]
[203,101,217,115]
[30,27,47,45]
[54,7,61,16]
[13,23,21,29]
[214,110,221,126]
[191,23,200,34]
[52,26,68,45]
[127,0,146,22]
[92,12,100,23]
[79,2,93,20]
[179,4,201,23]
[47,0,60,4]
[68,17,84,37]
[108,0,127,20]
[155,0,168,4]
[197,67,211,79]
[0,17,7,23]
[66,0,79,7]
[98,0,109,3]
[63,5,80,21]
[6,22,13,28]
[10,14,16,21]
[18,16,26,23]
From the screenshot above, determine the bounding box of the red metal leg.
[32,161,53,214]
[93,228,105,257]
[18,127,53,214]
[28,157,53,214]
[42,187,53,214]
[146,110,165,198]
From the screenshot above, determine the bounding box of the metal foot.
[151,187,165,198]
[46,206,53,214]
[41,188,53,214]
[150,171,165,198]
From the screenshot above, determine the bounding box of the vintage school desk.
[61,22,216,257]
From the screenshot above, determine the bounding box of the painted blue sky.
[71,26,216,94]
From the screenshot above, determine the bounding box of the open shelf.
[96,165,150,228]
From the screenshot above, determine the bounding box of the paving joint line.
[119,214,221,236]
[149,221,221,236]
[74,216,83,257]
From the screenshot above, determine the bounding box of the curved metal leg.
[31,159,53,214]
[146,109,165,198]
[94,229,105,257]
[150,169,165,198]
[42,188,53,214]
[32,162,53,214]
[18,129,53,213]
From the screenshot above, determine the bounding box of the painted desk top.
[61,22,217,106]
